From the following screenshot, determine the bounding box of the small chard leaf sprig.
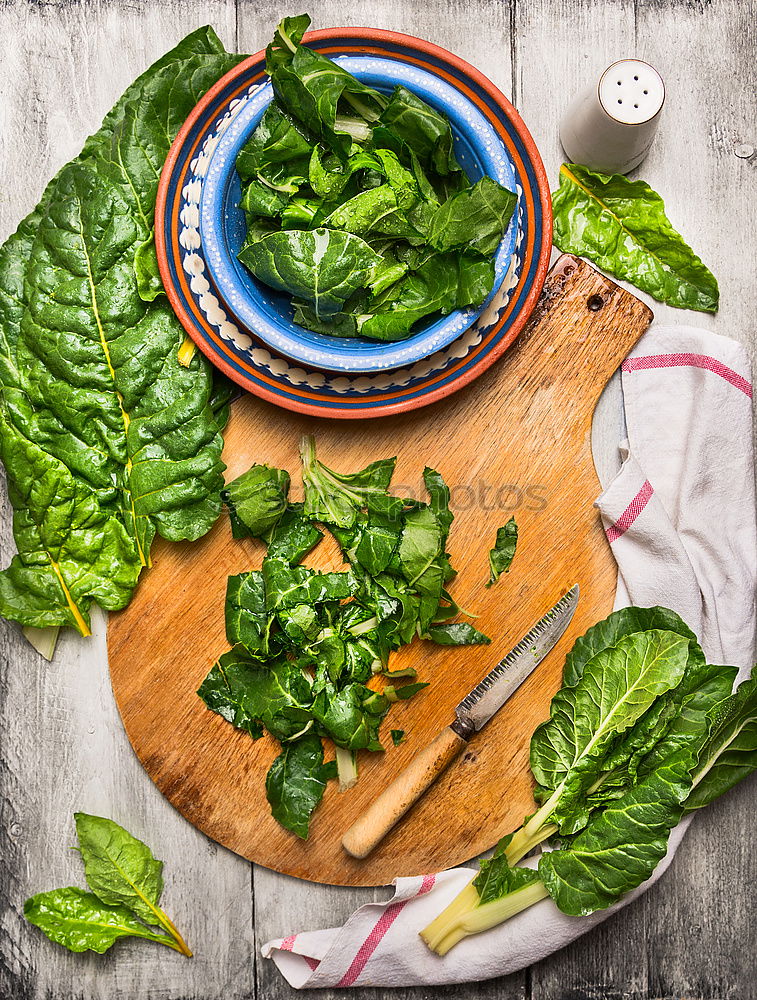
[24,814,191,957]
[552,163,719,313]
[487,517,518,586]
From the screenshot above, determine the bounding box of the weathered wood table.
[1,2,754,998]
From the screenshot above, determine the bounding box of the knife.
[341,585,579,859]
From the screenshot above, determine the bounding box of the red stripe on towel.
[606,480,654,543]
[622,353,752,397]
[278,935,320,972]
[336,874,437,987]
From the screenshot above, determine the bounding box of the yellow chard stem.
[420,879,550,957]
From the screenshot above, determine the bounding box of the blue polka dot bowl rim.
[198,56,520,374]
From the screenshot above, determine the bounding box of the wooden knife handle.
[341,725,467,859]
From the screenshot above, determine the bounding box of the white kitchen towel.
[262,324,756,988]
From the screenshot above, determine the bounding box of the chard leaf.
[351,517,402,576]
[563,605,704,688]
[373,573,422,649]
[196,650,265,738]
[384,681,430,703]
[399,506,444,607]
[428,177,517,257]
[238,228,383,317]
[300,435,401,528]
[24,887,173,954]
[324,186,421,239]
[391,729,405,746]
[265,733,329,839]
[360,254,460,341]
[486,517,518,586]
[224,572,279,658]
[198,652,313,743]
[74,814,164,927]
[423,467,453,543]
[530,629,691,824]
[222,464,290,540]
[0,30,241,634]
[313,682,387,750]
[261,557,356,611]
[266,15,385,157]
[685,666,757,811]
[456,253,496,307]
[240,178,293,217]
[552,163,719,313]
[237,104,312,180]
[267,502,323,564]
[424,623,491,646]
[538,749,693,916]
[474,855,541,906]
[377,85,461,175]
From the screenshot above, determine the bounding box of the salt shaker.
[559,59,665,174]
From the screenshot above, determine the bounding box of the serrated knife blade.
[452,584,580,738]
[341,585,580,859]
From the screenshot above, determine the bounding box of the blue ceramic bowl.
[199,55,520,373]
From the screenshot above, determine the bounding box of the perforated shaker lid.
[599,59,665,125]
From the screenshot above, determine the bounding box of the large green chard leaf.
[238,228,383,318]
[685,666,757,811]
[24,887,174,954]
[74,814,165,928]
[563,605,704,688]
[530,629,690,827]
[538,749,693,916]
[552,163,719,313]
[0,29,242,634]
[558,606,735,787]
[265,732,330,839]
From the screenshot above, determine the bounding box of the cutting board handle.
[505,254,654,425]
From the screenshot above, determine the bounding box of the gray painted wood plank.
[0,4,255,999]
[632,2,757,994]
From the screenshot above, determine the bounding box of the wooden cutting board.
[108,255,652,886]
